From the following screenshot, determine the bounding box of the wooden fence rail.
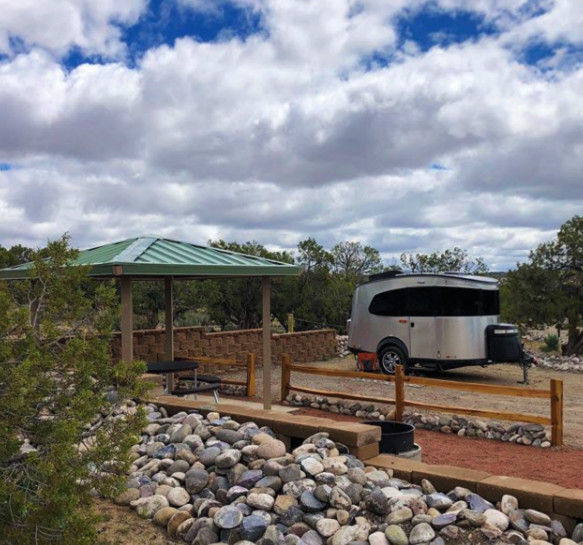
[177,353,256,396]
[280,355,564,446]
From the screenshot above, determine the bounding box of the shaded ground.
[95,498,179,545]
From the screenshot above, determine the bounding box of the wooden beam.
[246,353,256,397]
[120,276,133,362]
[262,277,271,410]
[281,353,291,401]
[404,400,551,425]
[165,277,175,391]
[165,277,174,359]
[403,375,550,398]
[395,365,405,421]
[290,384,393,405]
[550,379,563,446]
[288,364,394,382]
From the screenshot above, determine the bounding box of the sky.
[1,0,582,270]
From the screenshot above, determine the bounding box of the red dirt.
[290,407,583,490]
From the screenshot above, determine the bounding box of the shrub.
[540,333,560,353]
[0,235,148,545]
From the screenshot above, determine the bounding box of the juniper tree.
[0,235,147,545]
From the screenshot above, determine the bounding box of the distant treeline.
[2,216,582,355]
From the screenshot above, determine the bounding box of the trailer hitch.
[517,348,538,385]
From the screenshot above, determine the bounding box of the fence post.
[551,378,563,446]
[246,353,256,397]
[281,353,291,401]
[395,365,405,422]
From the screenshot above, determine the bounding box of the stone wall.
[111,326,337,365]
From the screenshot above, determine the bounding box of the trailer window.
[368,289,404,316]
[401,287,434,316]
[369,286,499,317]
[481,289,500,315]
[437,287,499,316]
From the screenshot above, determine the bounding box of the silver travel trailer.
[347,271,530,376]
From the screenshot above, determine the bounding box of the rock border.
[284,394,552,448]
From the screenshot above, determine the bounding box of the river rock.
[384,524,408,545]
[525,509,552,525]
[247,492,275,511]
[300,490,326,512]
[216,448,241,469]
[114,488,140,505]
[167,487,190,507]
[301,457,325,476]
[329,487,352,510]
[466,493,494,513]
[386,507,413,524]
[573,523,583,542]
[484,509,509,531]
[167,511,192,537]
[240,514,270,541]
[257,440,287,459]
[426,493,453,510]
[214,505,244,529]
[431,512,457,528]
[153,506,177,526]
[369,531,389,545]
[185,467,209,494]
[131,494,169,518]
[316,518,339,537]
[500,494,519,514]
[170,423,192,443]
[409,522,435,544]
[199,446,221,466]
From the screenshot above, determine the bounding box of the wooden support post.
[120,276,133,362]
[246,353,256,397]
[395,364,405,422]
[281,353,291,402]
[165,277,175,392]
[551,378,563,446]
[262,277,271,410]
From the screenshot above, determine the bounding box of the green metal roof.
[0,236,301,279]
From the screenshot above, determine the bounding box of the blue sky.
[0,0,582,269]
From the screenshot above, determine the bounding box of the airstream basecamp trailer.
[347,271,530,376]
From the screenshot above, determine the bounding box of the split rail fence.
[280,354,564,446]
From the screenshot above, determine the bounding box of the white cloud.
[1,0,583,270]
[0,0,147,59]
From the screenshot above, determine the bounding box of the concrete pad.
[554,489,583,518]
[477,476,565,513]
[411,465,491,492]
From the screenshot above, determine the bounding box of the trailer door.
[405,287,437,360]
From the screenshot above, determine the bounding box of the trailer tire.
[378,345,408,375]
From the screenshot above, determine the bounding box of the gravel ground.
[216,356,583,449]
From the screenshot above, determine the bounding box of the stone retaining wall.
[111,326,337,364]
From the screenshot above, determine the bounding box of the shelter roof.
[0,236,301,279]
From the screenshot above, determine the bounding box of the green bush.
[0,235,147,545]
[540,333,560,353]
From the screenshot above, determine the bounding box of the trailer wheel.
[378,345,408,375]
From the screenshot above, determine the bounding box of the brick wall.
[111,326,337,364]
